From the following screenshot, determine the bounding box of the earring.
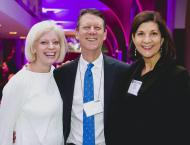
[135,48,137,57]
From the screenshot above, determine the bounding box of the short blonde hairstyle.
[25,20,68,63]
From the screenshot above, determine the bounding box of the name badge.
[127,80,142,96]
[83,100,103,117]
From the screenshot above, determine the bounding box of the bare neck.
[81,50,102,63]
[27,62,51,73]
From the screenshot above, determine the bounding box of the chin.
[46,60,56,65]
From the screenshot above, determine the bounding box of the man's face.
[76,13,107,54]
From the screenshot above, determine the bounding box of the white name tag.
[83,100,103,117]
[127,80,142,96]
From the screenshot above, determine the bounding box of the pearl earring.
[135,48,137,57]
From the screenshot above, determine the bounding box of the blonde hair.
[25,20,68,63]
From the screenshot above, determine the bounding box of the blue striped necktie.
[83,63,95,145]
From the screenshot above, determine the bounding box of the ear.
[103,29,107,41]
[75,28,79,40]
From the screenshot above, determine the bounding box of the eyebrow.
[136,29,159,32]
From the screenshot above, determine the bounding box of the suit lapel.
[103,55,116,122]
[64,59,79,110]
[63,58,79,139]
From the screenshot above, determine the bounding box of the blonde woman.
[0,20,67,145]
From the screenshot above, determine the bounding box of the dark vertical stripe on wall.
[185,0,190,72]
[155,0,167,20]
[173,29,186,66]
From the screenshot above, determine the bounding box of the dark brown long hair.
[129,11,176,61]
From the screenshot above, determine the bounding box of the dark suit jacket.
[121,57,190,145]
[54,55,130,145]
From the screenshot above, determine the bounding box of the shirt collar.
[80,53,103,69]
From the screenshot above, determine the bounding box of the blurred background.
[0,0,190,88]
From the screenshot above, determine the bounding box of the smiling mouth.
[86,38,97,41]
[142,46,152,50]
[44,52,56,57]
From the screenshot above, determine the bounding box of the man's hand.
[56,60,71,68]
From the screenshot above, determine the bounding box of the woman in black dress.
[126,10,190,144]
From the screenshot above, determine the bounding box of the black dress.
[124,57,190,144]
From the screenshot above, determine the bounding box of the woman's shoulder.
[167,64,190,87]
[173,65,188,74]
[128,59,143,73]
[155,57,189,77]
[10,66,27,78]
[4,67,28,89]
[168,63,189,78]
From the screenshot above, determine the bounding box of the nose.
[88,26,97,34]
[143,34,152,43]
[48,42,54,49]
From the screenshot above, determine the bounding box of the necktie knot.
[87,63,94,71]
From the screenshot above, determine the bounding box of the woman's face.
[33,30,61,67]
[132,21,164,61]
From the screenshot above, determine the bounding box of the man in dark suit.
[54,8,129,145]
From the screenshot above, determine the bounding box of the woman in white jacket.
[0,20,67,145]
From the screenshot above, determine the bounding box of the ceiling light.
[9,32,17,35]
[20,36,26,39]
[55,21,74,24]
[42,8,67,13]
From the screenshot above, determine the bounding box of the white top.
[67,53,105,145]
[0,66,64,145]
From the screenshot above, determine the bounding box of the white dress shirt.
[67,53,105,145]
